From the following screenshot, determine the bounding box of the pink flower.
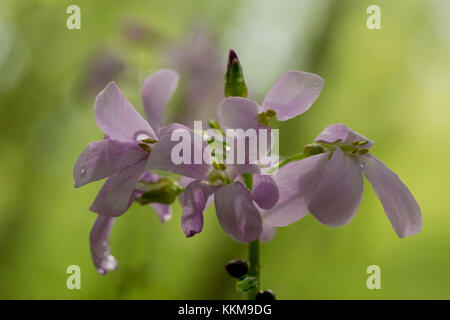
[74,69,179,273]
[264,124,422,238]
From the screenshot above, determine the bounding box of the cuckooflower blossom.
[147,123,279,242]
[155,68,322,242]
[74,69,179,273]
[217,69,324,168]
[218,69,324,128]
[263,124,422,238]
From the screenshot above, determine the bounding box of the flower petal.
[147,123,211,180]
[74,140,147,188]
[217,97,261,131]
[181,180,215,237]
[251,174,279,210]
[315,124,374,148]
[260,223,276,243]
[261,70,324,121]
[360,153,422,238]
[214,182,262,242]
[95,82,156,143]
[263,153,329,227]
[226,164,261,178]
[141,69,179,134]
[90,160,146,216]
[89,215,117,274]
[151,203,172,223]
[308,149,364,227]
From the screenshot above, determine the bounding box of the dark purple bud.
[225,49,247,97]
[228,49,239,68]
[256,290,276,301]
[225,259,249,278]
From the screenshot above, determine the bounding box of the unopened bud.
[135,178,182,205]
[256,290,276,301]
[225,49,248,98]
[225,259,249,278]
[303,143,325,157]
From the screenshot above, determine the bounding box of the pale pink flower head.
[264,124,422,238]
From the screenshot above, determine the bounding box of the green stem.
[275,152,306,170]
[247,239,260,300]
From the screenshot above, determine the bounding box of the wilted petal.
[90,160,146,216]
[74,140,147,188]
[251,174,279,210]
[360,154,422,238]
[217,97,261,131]
[315,124,374,148]
[89,215,117,274]
[142,69,179,134]
[262,70,324,121]
[214,182,262,242]
[260,223,276,243]
[308,149,364,227]
[147,123,211,180]
[263,153,329,227]
[181,180,215,237]
[95,82,156,143]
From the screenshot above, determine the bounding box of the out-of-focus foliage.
[0,0,449,299]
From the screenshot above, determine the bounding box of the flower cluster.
[74,51,422,280]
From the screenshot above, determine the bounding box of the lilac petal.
[141,69,179,134]
[217,97,261,131]
[360,154,422,238]
[214,182,262,242]
[263,153,329,227]
[147,123,211,180]
[315,124,374,148]
[151,203,172,223]
[308,148,364,227]
[177,176,195,205]
[179,176,215,211]
[90,160,146,216]
[74,140,147,188]
[260,223,276,243]
[226,164,261,178]
[251,174,279,210]
[95,82,156,143]
[218,98,273,165]
[181,180,215,237]
[261,70,324,121]
[89,215,117,274]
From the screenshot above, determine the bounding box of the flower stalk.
[247,239,260,300]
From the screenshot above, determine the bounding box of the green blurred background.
[0,0,449,299]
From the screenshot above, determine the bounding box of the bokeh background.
[0,0,449,299]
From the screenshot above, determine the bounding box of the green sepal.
[236,276,258,294]
[135,178,183,205]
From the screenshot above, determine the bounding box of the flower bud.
[256,289,276,301]
[225,49,248,98]
[303,143,325,157]
[225,259,249,278]
[135,178,182,205]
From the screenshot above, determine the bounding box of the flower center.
[208,162,232,185]
[134,132,157,153]
[303,140,370,158]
